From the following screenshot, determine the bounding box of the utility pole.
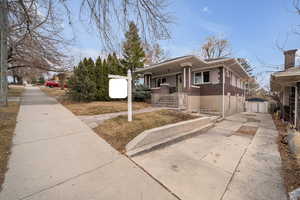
[0,0,8,106]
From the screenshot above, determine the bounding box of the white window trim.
[193,70,211,85]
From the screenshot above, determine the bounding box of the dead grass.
[0,87,24,190]
[93,109,197,152]
[63,101,151,115]
[8,85,24,97]
[40,87,151,115]
[273,116,300,193]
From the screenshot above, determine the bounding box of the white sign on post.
[108,69,132,122]
[109,79,127,99]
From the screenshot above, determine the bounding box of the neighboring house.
[271,49,300,129]
[136,55,250,117]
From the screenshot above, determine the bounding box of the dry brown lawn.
[63,101,150,116]
[7,85,24,97]
[93,109,197,152]
[274,116,300,193]
[40,87,151,115]
[0,86,24,190]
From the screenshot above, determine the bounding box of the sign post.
[108,70,132,122]
[127,69,132,122]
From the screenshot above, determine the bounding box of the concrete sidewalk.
[0,87,177,200]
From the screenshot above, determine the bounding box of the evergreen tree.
[95,56,103,100]
[112,52,126,75]
[107,52,126,76]
[86,57,96,82]
[122,22,145,73]
[102,59,110,100]
[68,60,97,101]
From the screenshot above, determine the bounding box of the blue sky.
[64,0,300,87]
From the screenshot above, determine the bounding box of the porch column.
[180,62,192,91]
[144,73,152,88]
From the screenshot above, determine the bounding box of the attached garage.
[246,97,269,113]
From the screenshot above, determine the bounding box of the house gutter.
[222,67,225,118]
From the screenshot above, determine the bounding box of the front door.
[176,74,183,92]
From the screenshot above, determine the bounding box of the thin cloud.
[201,6,211,14]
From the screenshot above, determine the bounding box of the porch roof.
[136,55,249,79]
[271,67,300,90]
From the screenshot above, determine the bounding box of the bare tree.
[7,0,71,72]
[0,0,173,106]
[201,36,231,59]
[79,0,173,50]
[144,43,169,65]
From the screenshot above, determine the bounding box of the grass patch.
[63,101,150,116]
[40,87,151,115]
[0,86,24,190]
[8,85,24,97]
[93,109,197,152]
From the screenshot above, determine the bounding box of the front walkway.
[0,87,177,200]
[132,112,287,200]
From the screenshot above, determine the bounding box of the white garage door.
[246,101,268,113]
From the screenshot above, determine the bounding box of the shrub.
[68,55,126,102]
[38,76,45,85]
[133,84,151,102]
[67,60,97,101]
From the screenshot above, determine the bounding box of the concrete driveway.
[131,113,287,200]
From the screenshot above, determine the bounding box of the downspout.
[295,86,298,128]
[222,67,225,118]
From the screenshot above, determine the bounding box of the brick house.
[136,55,250,117]
[271,49,300,129]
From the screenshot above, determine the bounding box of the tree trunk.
[0,0,8,106]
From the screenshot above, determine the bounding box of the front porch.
[151,84,187,109]
[271,68,300,129]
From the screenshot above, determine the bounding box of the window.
[194,72,202,84]
[193,71,210,84]
[203,71,210,83]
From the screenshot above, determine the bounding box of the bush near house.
[133,84,151,102]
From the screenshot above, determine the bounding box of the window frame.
[193,71,211,85]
